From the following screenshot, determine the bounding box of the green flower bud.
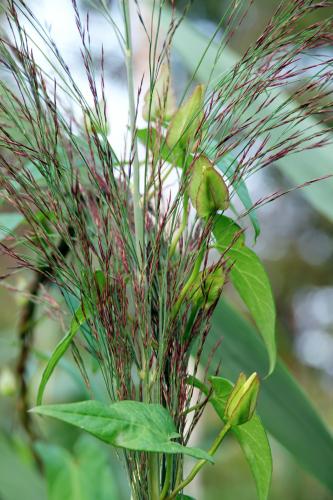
[191,267,225,309]
[188,156,229,218]
[225,372,259,426]
[142,63,176,122]
[0,368,16,397]
[166,84,205,150]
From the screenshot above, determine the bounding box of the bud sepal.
[225,372,260,426]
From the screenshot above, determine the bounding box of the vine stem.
[122,0,144,266]
[166,422,232,499]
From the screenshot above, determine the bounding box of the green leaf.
[228,247,276,373]
[0,433,46,500]
[233,416,272,500]
[209,376,271,500]
[31,400,213,462]
[0,213,25,240]
[37,303,90,405]
[209,376,233,420]
[36,436,118,500]
[203,299,333,492]
[213,214,245,248]
[167,12,333,223]
[214,215,276,373]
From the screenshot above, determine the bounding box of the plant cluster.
[0,0,332,498]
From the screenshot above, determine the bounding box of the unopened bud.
[188,156,229,218]
[0,368,16,397]
[191,267,224,309]
[225,372,259,426]
[166,84,205,150]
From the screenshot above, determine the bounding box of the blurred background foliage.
[0,0,332,499]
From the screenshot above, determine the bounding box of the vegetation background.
[0,0,332,498]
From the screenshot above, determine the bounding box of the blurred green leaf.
[209,377,272,500]
[36,435,118,500]
[0,433,46,500]
[214,215,276,373]
[37,302,90,405]
[204,300,333,492]
[0,213,25,240]
[31,400,213,462]
[167,13,333,222]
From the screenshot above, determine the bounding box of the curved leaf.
[31,400,213,462]
[228,246,276,374]
[233,416,272,500]
[37,303,90,405]
[214,215,276,373]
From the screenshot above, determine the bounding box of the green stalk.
[122,0,144,266]
[166,422,231,499]
[160,455,172,499]
[148,453,160,500]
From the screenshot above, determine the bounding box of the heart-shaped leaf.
[31,400,213,462]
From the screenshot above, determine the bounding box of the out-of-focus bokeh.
[0,1,332,499]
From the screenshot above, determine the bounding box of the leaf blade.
[233,416,272,500]
[214,215,276,373]
[229,246,276,373]
[37,303,90,405]
[31,400,213,462]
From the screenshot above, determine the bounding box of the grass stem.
[122,0,144,266]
